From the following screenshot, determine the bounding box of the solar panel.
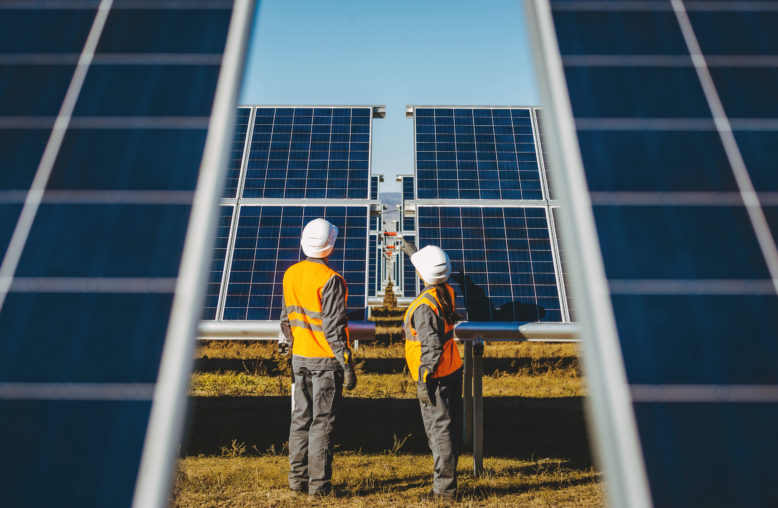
[223,205,368,321]
[402,234,418,297]
[0,2,250,507]
[402,175,415,201]
[242,107,371,199]
[528,1,778,506]
[368,234,378,296]
[403,216,415,232]
[202,206,233,320]
[534,109,554,200]
[223,107,251,198]
[551,208,573,321]
[370,175,380,200]
[414,107,543,200]
[417,206,562,322]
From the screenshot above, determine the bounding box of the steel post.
[472,340,484,475]
[463,341,473,451]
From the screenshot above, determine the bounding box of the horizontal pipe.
[197,320,579,342]
[197,320,377,341]
[453,321,580,342]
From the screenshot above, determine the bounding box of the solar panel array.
[411,106,569,322]
[223,205,368,321]
[223,107,251,198]
[0,2,247,507]
[532,1,778,506]
[415,108,543,200]
[208,106,379,322]
[242,107,371,199]
[417,206,562,321]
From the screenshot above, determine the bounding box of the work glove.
[343,349,357,390]
[402,239,418,257]
[416,381,433,407]
[277,337,291,356]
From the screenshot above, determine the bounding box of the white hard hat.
[411,245,451,285]
[301,218,338,258]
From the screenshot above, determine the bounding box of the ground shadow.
[181,395,593,468]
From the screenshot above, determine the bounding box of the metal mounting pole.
[472,339,484,475]
[463,341,473,451]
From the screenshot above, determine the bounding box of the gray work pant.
[288,365,343,495]
[420,368,463,496]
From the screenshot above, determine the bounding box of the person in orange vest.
[402,241,463,499]
[278,218,357,497]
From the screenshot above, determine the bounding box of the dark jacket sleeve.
[321,275,350,369]
[279,294,292,343]
[411,304,444,382]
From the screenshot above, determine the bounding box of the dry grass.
[192,341,584,398]
[174,453,602,507]
[180,340,600,507]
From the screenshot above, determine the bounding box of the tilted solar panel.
[417,206,563,322]
[223,107,251,198]
[0,1,252,507]
[403,216,415,232]
[414,107,543,200]
[223,205,369,321]
[202,206,234,320]
[528,1,778,506]
[402,175,415,201]
[242,107,371,199]
[370,175,380,200]
[368,234,378,296]
[402,233,418,297]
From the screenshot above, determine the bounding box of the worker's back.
[283,259,346,359]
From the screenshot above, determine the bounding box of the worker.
[402,241,463,499]
[278,218,357,497]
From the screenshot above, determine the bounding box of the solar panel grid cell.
[243,107,370,200]
[418,206,561,322]
[223,107,251,198]
[415,108,542,200]
[202,206,233,320]
[224,206,368,321]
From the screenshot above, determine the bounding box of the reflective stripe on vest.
[404,284,463,382]
[283,259,349,358]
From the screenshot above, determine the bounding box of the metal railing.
[197,320,580,474]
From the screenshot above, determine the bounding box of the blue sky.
[239,0,539,193]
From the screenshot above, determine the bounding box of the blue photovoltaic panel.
[202,206,233,320]
[534,109,554,199]
[402,176,414,201]
[549,2,778,506]
[551,208,573,321]
[368,235,377,297]
[403,216,415,232]
[417,206,561,322]
[223,206,368,321]
[414,108,542,200]
[0,3,238,507]
[370,175,379,200]
[223,107,251,198]
[371,215,381,231]
[402,234,417,297]
[242,107,371,199]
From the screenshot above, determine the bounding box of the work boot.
[419,488,455,501]
[288,483,307,495]
[308,485,336,498]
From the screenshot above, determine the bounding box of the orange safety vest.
[404,284,462,382]
[283,259,349,358]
